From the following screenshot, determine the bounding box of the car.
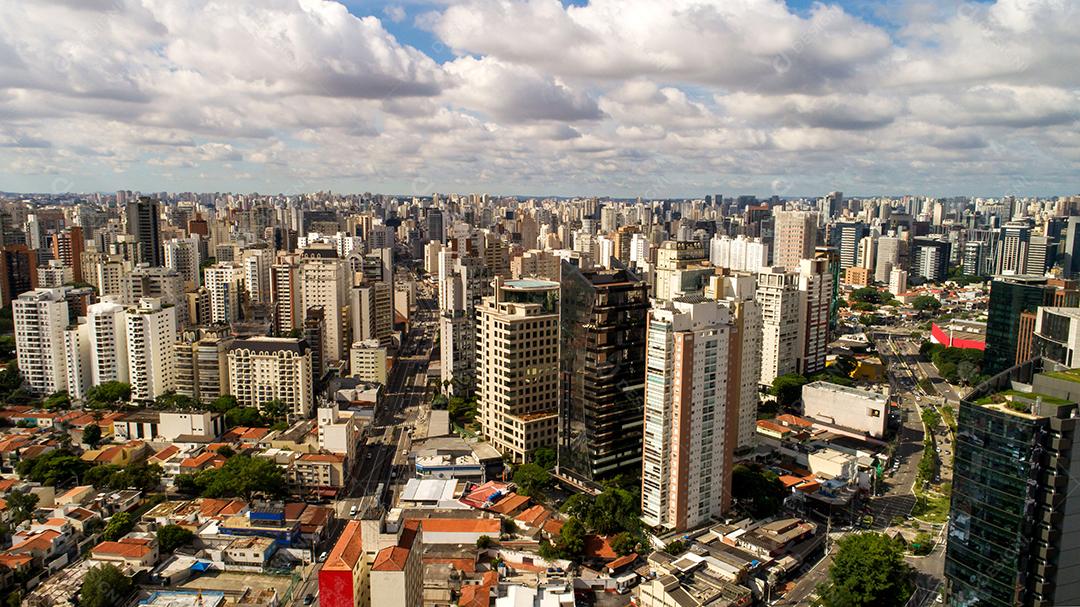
[366,452,373,459]
[304,594,315,605]
[350,505,357,516]
[317,551,328,562]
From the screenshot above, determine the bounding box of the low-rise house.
[639,551,753,607]
[55,485,97,507]
[407,517,499,546]
[80,440,152,466]
[224,536,277,567]
[90,537,159,571]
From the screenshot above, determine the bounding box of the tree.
[16,449,90,486]
[208,394,239,414]
[43,390,71,410]
[610,532,638,556]
[663,540,688,555]
[102,512,135,541]
[194,454,286,500]
[532,447,557,470]
[86,381,131,408]
[476,535,494,549]
[83,424,103,449]
[513,463,550,497]
[225,406,264,428]
[770,373,808,408]
[81,564,133,607]
[558,517,586,559]
[956,361,978,385]
[816,533,914,607]
[911,295,942,312]
[154,391,199,411]
[7,490,38,524]
[260,399,289,423]
[157,524,196,552]
[858,314,877,327]
[911,532,934,556]
[850,287,889,305]
[732,464,788,518]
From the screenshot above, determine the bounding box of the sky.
[0,0,1078,198]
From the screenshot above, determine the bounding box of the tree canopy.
[102,512,135,541]
[17,449,90,486]
[531,447,556,470]
[911,295,942,312]
[84,462,162,492]
[7,490,38,524]
[86,381,131,408]
[770,373,809,407]
[81,564,133,607]
[185,454,286,500]
[816,533,915,607]
[512,463,550,497]
[83,423,103,449]
[732,464,788,518]
[850,287,892,306]
[157,524,196,552]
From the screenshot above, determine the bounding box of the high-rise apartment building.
[911,237,951,282]
[558,264,648,485]
[123,265,187,329]
[300,257,348,364]
[477,278,560,463]
[874,235,901,283]
[654,241,713,301]
[350,339,388,384]
[709,235,768,273]
[270,261,300,335]
[996,221,1031,275]
[175,330,232,403]
[797,258,832,376]
[641,297,734,531]
[204,262,245,326]
[50,226,84,282]
[227,337,313,420]
[163,236,202,289]
[125,298,177,402]
[705,273,763,452]
[773,210,818,270]
[831,221,868,269]
[125,197,163,267]
[13,288,69,395]
[86,299,130,386]
[756,267,800,386]
[0,245,37,308]
[63,319,91,400]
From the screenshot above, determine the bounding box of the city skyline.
[1,0,1078,197]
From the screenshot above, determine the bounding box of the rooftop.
[504,279,559,290]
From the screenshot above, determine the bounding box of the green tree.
[80,564,133,607]
[16,449,90,486]
[770,373,809,407]
[154,391,199,411]
[195,454,287,500]
[531,447,557,470]
[663,540,688,555]
[86,381,131,408]
[731,464,788,518]
[816,533,914,607]
[512,463,550,497]
[102,512,135,541]
[225,406,264,427]
[156,524,196,552]
[911,295,942,312]
[7,490,38,524]
[850,287,890,305]
[43,390,71,410]
[208,394,239,414]
[911,531,934,556]
[558,517,586,559]
[83,423,103,449]
[0,361,23,400]
[476,535,494,549]
[610,532,638,556]
[260,399,289,422]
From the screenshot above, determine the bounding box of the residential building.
[985,276,1079,375]
[558,263,648,486]
[87,299,130,385]
[1032,307,1080,368]
[0,245,37,308]
[641,297,735,532]
[125,298,178,402]
[299,257,348,363]
[709,235,768,273]
[126,197,163,267]
[350,340,388,384]
[477,278,560,463]
[270,261,300,335]
[874,236,900,283]
[227,337,313,420]
[706,273,763,453]
[319,520,369,607]
[123,265,187,329]
[911,237,951,282]
[163,236,202,289]
[889,268,908,297]
[773,210,818,270]
[756,267,800,386]
[175,331,232,403]
[654,241,713,301]
[13,288,69,395]
[796,258,832,376]
[204,262,245,325]
[49,226,84,282]
[63,318,91,400]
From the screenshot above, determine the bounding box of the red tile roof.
[371,546,410,571]
[488,494,530,515]
[92,538,154,559]
[323,520,363,572]
[415,518,500,534]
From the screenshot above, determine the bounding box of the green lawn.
[912,488,951,524]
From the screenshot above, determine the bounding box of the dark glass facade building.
[947,360,1080,607]
[558,262,648,486]
[984,276,1079,376]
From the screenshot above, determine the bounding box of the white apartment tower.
[270,261,300,334]
[163,236,202,289]
[125,298,177,402]
[63,320,91,401]
[477,278,560,463]
[641,297,733,531]
[13,288,69,395]
[203,262,245,325]
[86,299,130,385]
[773,210,818,270]
[756,267,801,386]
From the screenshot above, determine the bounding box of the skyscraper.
[477,277,560,463]
[756,267,800,386]
[797,258,832,376]
[558,263,648,486]
[985,276,1079,375]
[87,299,130,386]
[773,210,818,270]
[300,257,348,364]
[911,237,951,282]
[49,226,84,282]
[831,221,868,269]
[126,197,163,267]
[13,288,69,395]
[653,240,713,301]
[125,297,177,402]
[0,245,37,308]
[946,361,1080,607]
[641,297,734,531]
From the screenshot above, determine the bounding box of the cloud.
[443,56,603,123]
[383,4,406,23]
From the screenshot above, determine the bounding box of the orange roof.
[371,546,410,571]
[151,445,180,461]
[41,518,69,528]
[299,453,345,463]
[795,480,821,493]
[488,494,530,515]
[415,518,501,534]
[0,553,32,570]
[584,535,617,560]
[778,475,805,488]
[0,478,19,492]
[459,570,498,607]
[181,451,220,469]
[606,552,638,572]
[219,500,247,516]
[12,530,61,552]
[92,539,153,559]
[324,520,364,572]
[514,505,550,527]
[775,414,813,428]
[756,420,791,434]
[541,518,564,536]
